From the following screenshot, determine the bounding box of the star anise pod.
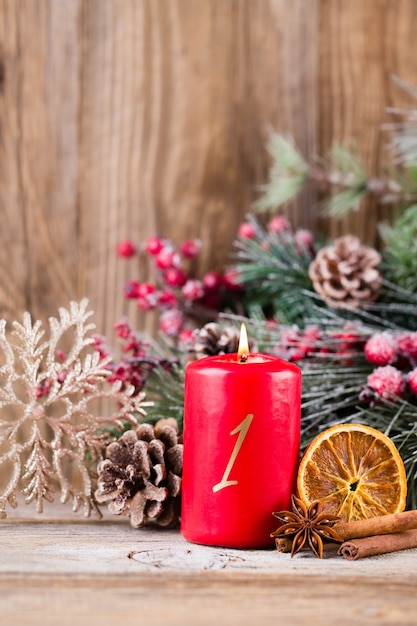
[271,495,344,558]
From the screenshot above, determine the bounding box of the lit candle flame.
[237,323,249,362]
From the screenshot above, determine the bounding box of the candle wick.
[240,354,248,363]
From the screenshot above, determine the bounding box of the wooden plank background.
[1,0,417,341]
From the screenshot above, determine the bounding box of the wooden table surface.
[1,503,417,626]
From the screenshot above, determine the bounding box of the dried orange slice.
[297,423,407,523]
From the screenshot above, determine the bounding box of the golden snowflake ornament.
[0,299,149,519]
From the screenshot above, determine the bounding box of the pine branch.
[253,133,309,211]
[380,204,417,293]
[384,75,417,166]
[144,363,185,429]
[254,130,417,218]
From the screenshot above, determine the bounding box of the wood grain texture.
[0,1,417,338]
[1,515,417,625]
[318,0,417,241]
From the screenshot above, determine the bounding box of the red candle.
[181,325,301,548]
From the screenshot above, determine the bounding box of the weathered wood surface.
[1,0,417,339]
[1,507,417,626]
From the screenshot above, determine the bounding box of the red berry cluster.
[106,319,177,396]
[118,236,241,337]
[35,346,80,398]
[275,324,365,363]
[364,331,417,398]
[237,215,315,255]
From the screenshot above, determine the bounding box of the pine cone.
[308,235,381,309]
[193,322,240,358]
[95,418,183,528]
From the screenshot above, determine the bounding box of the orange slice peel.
[297,423,407,523]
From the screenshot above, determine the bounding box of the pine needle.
[253,133,308,211]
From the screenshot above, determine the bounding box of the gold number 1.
[212,413,254,493]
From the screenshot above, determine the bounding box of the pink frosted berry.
[117,240,136,258]
[295,229,314,250]
[182,279,204,300]
[159,309,184,337]
[396,332,417,359]
[178,329,194,346]
[408,368,417,395]
[138,296,157,311]
[280,327,301,344]
[268,215,290,234]
[124,280,141,299]
[146,236,164,255]
[303,326,322,341]
[57,371,68,384]
[164,267,187,287]
[364,332,397,366]
[155,248,179,270]
[367,365,405,398]
[180,238,202,258]
[238,222,257,239]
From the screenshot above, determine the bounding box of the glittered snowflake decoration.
[0,299,150,519]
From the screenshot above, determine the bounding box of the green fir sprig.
[255,101,417,219]
[380,203,417,292]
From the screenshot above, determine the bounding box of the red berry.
[164,267,187,287]
[367,365,405,398]
[137,282,156,297]
[123,280,141,299]
[238,222,256,239]
[268,215,290,234]
[408,368,417,394]
[35,385,44,398]
[155,248,179,270]
[202,271,222,291]
[182,279,204,300]
[222,268,242,291]
[180,238,201,258]
[364,332,397,366]
[158,290,178,308]
[146,236,164,255]
[117,240,136,258]
[114,319,132,339]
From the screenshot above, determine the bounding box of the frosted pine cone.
[95,418,183,528]
[193,322,240,358]
[308,235,381,309]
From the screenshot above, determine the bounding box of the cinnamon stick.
[335,510,417,540]
[338,529,417,560]
[274,537,292,553]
